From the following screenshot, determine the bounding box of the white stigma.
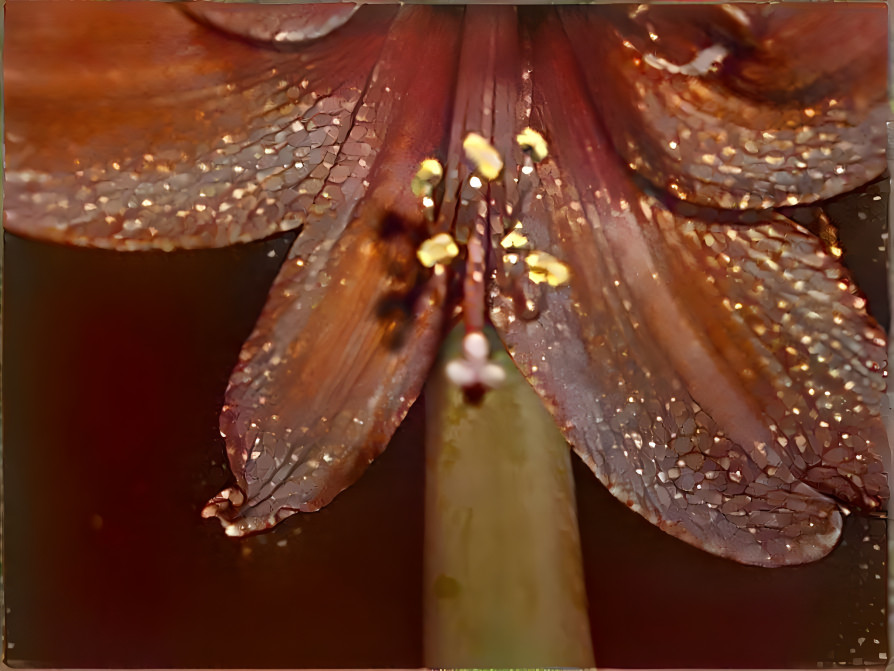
[446,332,506,390]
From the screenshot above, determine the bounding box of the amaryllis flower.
[5,1,888,569]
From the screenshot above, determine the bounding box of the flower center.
[413,129,569,399]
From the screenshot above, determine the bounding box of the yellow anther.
[417,233,459,268]
[462,132,503,181]
[411,158,444,198]
[500,229,529,250]
[516,127,548,162]
[525,251,570,287]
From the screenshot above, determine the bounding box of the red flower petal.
[4,3,396,248]
[560,4,888,209]
[182,3,360,45]
[204,7,464,535]
[490,8,887,566]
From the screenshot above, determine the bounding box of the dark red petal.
[181,3,359,46]
[648,208,888,511]
[559,4,887,209]
[203,7,464,536]
[4,2,394,249]
[490,9,886,566]
[433,5,524,238]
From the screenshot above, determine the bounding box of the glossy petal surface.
[566,4,888,209]
[5,3,396,249]
[204,7,461,534]
[487,8,887,566]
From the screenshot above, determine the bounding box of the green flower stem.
[423,325,595,668]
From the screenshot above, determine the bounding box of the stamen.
[411,158,444,198]
[463,132,503,181]
[500,225,529,250]
[525,251,570,286]
[417,232,459,268]
[516,127,548,162]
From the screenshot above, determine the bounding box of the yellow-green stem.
[423,325,595,668]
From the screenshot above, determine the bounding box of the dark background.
[2,177,889,669]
